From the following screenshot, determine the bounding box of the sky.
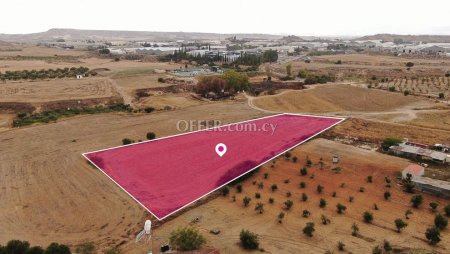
[1,0,450,36]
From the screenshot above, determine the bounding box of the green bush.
[239,230,259,250]
[169,227,206,251]
[75,242,96,254]
[146,132,156,140]
[363,211,374,223]
[44,243,70,254]
[411,195,423,208]
[303,222,315,237]
[425,226,441,245]
[434,214,448,230]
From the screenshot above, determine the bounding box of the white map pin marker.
[215,143,227,157]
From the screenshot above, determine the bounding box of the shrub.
[302,209,311,218]
[381,137,402,150]
[292,156,298,163]
[425,226,441,245]
[243,196,251,207]
[363,211,374,223]
[221,186,229,196]
[236,184,243,193]
[302,193,308,202]
[359,187,365,193]
[286,191,291,197]
[284,179,290,184]
[404,90,410,96]
[44,243,71,254]
[439,92,445,99]
[383,240,393,251]
[351,223,359,236]
[157,77,165,83]
[338,241,345,251]
[434,214,448,230]
[319,198,327,208]
[278,212,285,223]
[349,196,354,202]
[303,222,315,237]
[263,173,268,179]
[367,176,373,183]
[388,86,396,92]
[284,151,291,159]
[144,107,155,113]
[430,202,439,212]
[28,246,44,254]
[268,198,274,204]
[75,242,96,254]
[395,218,408,232]
[240,230,259,250]
[372,246,382,254]
[300,182,306,188]
[146,132,156,140]
[384,191,391,200]
[336,203,347,214]
[255,193,261,199]
[284,200,293,210]
[300,167,308,176]
[317,184,324,194]
[406,62,414,68]
[271,184,278,192]
[169,227,206,251]
[332,191,337,197]
[255,202,264,214]
[321,215,331,225]
[122,138,134,145]
[405,209,413,219]
[411,195,423,208]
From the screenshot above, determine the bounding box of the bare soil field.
[136,93,206,110]
[406,111,450,131]
[252,84,426,113]
[0,46,88,57]
[135,138,449,254]
[0,78,117,103]
[0,101,266,250]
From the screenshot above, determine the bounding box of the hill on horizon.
[356,33,450,43]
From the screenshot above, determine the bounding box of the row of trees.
[0,67,95,82]
[195,70,249,96]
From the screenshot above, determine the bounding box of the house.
[402,164,425,179]
[389,142,449,165]
[76,74,84,79]
[412,177,450,199]
[420,45,446,55]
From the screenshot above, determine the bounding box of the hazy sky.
[2,0,449,35]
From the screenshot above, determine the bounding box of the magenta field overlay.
[83,114,344,220]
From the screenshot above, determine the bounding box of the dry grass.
[0,78,117,103]
[253,84,421,113]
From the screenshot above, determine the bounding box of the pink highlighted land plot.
[83,114,344,220]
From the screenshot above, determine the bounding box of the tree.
[363,211,374,223]
[300,181,306,188]
[255,202,264,214]
[336,203,346,214]
[99,48,110,54]
[302,193,308,202]
[445,204,450,217]
[27,246,44,254]
[317,184,324,194]
[403,173,416,193]
[303,222,315,237]
[319,198,327,208]
[430,202,439,212]
[411,195,423,208]
[221,70,249,92]
[221,186,230,196]
[6,240,30,254]
[286,63,292,77]
[146,132,156,140]
[434,214,448,230]
[384,191,391,200]
[44,243,70,254]
[262,49,278,63]
[381,137,402,150]
[395,218,408,232]
[302,209,311,218]
[351,223,359,236]
[144,107,155,113]
[196,76,227,95]
[122,138,134,145]
[236,184,243,193]
[284,151,291,159]
[243,196,251,207]
[425,226,441,245]
[271,184,278,192]
[240,230,259,250]
[169,227,206,251]
[284,200,294,210]
[438,92,445,99]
